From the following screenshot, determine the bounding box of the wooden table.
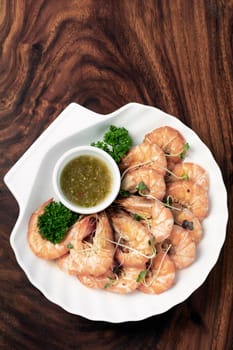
[1,1,232,349]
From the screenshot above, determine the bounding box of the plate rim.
[4,102,228,323]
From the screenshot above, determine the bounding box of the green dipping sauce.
[60,155,113,208]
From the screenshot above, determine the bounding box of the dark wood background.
[1,1,232,349]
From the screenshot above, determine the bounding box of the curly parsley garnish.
[91,125,132,163]
[37,202,78,243]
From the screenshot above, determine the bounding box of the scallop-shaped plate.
[4,103,228,323]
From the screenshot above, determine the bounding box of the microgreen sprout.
[165,142,190,159]
[182,173,189,180]
[119,189,130,198]
[136,270,147,283]
[136,238,156,283]
[164,195,173,207]
[163,196,182,211]
[136,181,148,195]
[148,236,156,248]
[165,168,189,181]
[132,213,144,221]
[180,143,190,159]
[67,243,74,249]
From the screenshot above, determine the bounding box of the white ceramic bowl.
[52,145,121,214]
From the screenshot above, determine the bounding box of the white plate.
[4,102,228,323]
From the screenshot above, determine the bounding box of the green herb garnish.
[148,236,156,247]
[91,125,132,163]
[180,143,190,160]
[182,173,189,180]
[164,195,173,207]
[37,202,78,243]
[119,189,130,197]
[90,141,109,154]
[67,242,74,249]
[136,270,147,283]
[132,213,144,221]
[136,181,148,194]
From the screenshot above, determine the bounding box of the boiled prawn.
[166,180,208,220]
[138,252,176,294]
[144,126,187,169]
[28,199,73,260]
[57,212,115,276]
[121,166,166,200]
[109,209,155,268]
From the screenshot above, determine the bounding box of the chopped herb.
[67,243,74,249]
[119,189,130,197]
[136,181,148,194]
[182,173,189,180]
[91,125,132,163]
[132,213,144,221]
[148,237,156,247]
[136,270,147,283]
[180,143,190,160]
[164,195,173,207]
[148,237,156,257]
[37,201,78,244]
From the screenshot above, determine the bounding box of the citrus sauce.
[60,155,112,207]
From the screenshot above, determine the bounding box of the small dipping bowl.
[52,146,121,214]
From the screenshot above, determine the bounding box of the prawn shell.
[166,180,209,221]
[168,225,196,269]
[138,253,176,294]
[150,200,174,242]
[172,207,203,243]
[121,166,166,200]
[119,141,167,175]
[116,195,154,219]
[116,196,174,243]
[169,162,209,191]
[77,266,142,294]
[61,212,115,277]
[56,252,79,275]
[110,210,154,268]
[144,126,186,169]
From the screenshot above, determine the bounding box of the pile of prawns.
[28,126,209,294]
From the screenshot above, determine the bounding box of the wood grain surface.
[1,0,232,349]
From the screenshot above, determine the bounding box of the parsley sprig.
[37,202,78,243]
[91,125,132,163]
